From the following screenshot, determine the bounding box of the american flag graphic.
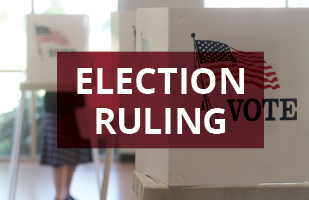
[195,39,280,90]
[36,26,69,46]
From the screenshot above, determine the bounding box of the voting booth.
[135,8,309,188]
[8,15,113,200]
[27,15,89,83]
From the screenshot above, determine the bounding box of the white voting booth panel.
[111,11,136,52]
[27,14,89,83]
[118,0,204,10]
[111,11,136,157]
[135,8,309,186]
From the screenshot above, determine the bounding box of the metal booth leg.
[7,90,26,200]
[92,148,101,195]
[100,148,114,200]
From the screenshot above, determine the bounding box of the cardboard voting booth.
[27,14,89,83]
[135,8,309,186]
[8,15,113,200]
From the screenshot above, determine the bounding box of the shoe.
[65,196,76,200]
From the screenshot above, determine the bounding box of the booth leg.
[100,148,114,200]
[7,91,26,200]
[92,148,101,195]
[29,90,37,160]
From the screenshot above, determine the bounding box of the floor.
[0,160,137,200]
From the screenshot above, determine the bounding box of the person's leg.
[54,166,68,200]
[65,165,77,198]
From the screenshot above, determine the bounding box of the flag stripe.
[204,73,279,84]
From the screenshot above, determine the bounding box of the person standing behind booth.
[40,92,92,200]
